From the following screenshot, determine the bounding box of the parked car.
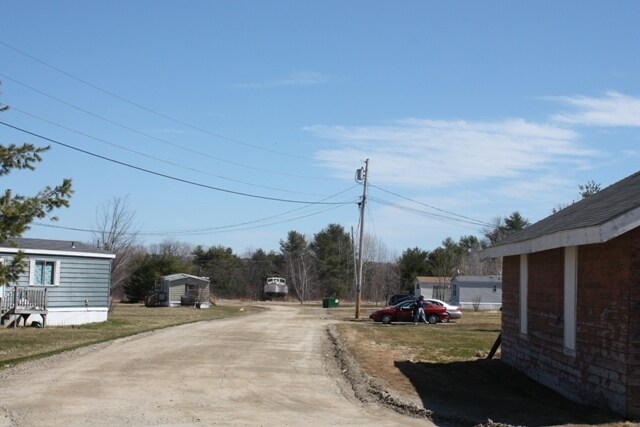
[387,293,414,306]
[370,300,450,324]
[424,298,463,319]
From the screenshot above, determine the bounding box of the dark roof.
[483,170,640,257]
[0,238,113,256]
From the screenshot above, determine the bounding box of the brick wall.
[501,229,639,419]
[577,233,631,415]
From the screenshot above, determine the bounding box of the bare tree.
[458,240,501,276]
[149,238,194,260]
[280,230,314,304]
[365,260,400,306]
[361,234,399,304]
[92,196,139,304]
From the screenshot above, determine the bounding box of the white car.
[424,298,463,319]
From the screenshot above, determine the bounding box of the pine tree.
[1,101,73,285]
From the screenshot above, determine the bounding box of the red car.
[370,300,450,324]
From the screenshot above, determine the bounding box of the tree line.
[98,196,535,305]
[1,95,600,306]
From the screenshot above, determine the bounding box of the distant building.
[450,275,502,310]
[157,273,210,308]
[413,276,451,300]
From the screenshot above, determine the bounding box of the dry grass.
[0,303,262,367]
[331,304,633,427]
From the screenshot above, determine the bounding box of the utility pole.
[355,159,369,319]
[351,226,358,296]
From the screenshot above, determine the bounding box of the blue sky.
[2,1,639,259]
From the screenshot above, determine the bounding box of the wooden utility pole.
[355,159,369,319]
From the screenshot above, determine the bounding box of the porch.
[1,286,48,327]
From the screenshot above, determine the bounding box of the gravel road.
[0,304,432,426]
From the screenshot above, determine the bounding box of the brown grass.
[0,303,262,367]
[331,304,633,427]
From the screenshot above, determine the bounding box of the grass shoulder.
[0,303,262,368]
[330,304,629,426]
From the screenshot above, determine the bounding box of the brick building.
[483,170,640,420]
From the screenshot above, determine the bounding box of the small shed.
[450,275,502,310]
[414,276,451,299]
[158,273,210,308]
[482,170,640,420]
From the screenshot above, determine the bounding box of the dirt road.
[0,305,431,426]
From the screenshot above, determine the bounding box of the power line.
[33,199,350,237]
[369,196,489,228]
[370,184,494,227]
[0,41,312,161]
[9,106,329,197]
[0,73,325,181]
[0,121,356,205]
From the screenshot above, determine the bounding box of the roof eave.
[0,247,116,259]
[481,205,640,259]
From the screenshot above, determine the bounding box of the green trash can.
[322,298,339,308]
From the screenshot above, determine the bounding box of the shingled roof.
[0,238,115,258]
[483,170,640,258]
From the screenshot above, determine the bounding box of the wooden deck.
[1,286,48,327]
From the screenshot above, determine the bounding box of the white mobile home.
[450,275,502,310]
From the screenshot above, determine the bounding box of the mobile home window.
[29,260,61,286]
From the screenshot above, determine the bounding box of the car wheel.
[381,314,392,324]
[441,313,450,323]
[426,314,438,324]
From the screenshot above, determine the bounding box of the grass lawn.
[330,304,632,427]
[0,303,262,367]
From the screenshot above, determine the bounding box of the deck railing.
[1,286,48,312]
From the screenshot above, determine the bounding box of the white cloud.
[236,71,328,89]
[550,91,640,127]
[307,118,596,187]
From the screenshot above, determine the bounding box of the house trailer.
[157,273,210,308]
[483,170,640,420]
[450,275,502,310]
[0,238,115,326]
[414,276,451,300]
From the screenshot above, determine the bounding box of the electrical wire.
[0,73,325,181]
[33,201,350,237]
[0,121,356,205]
[9,106,329,197]
[370,184,494,227]
[369,195,489,228]
[0,41,313,161]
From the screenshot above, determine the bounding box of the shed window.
[29,260,61,286]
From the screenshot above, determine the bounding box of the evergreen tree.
[124,252,191,302]
[309,223,352,298]
[1,99,73,285]
[397,247,430,292]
